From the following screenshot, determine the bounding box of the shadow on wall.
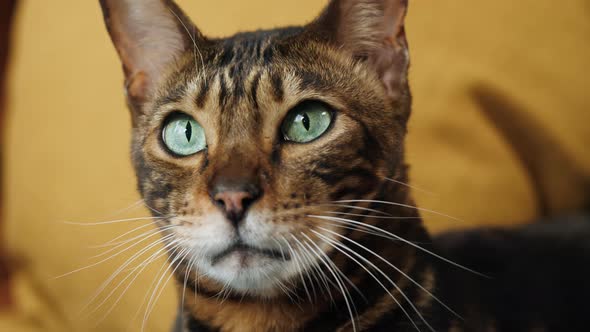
[471,83,590,215]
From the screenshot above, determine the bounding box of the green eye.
[281,101,333,143]
[162,113,206,156]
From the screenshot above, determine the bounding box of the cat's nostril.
[212,190,260,226]
[215,198,226,209]
[214,191,251,211]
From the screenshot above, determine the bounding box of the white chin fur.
[195,251,296,296]
[178,210,317,296]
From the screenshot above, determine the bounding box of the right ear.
[99,0,205,106]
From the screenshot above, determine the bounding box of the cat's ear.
[309,0,409,99]
[99,0,204,105]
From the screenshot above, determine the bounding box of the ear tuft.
[309,0,409,99]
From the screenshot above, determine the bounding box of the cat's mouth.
[210,242,290,265]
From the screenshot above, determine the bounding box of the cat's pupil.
[302,113,310,131]
[185,121,192,142]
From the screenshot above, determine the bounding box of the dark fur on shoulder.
[433,216,590,332]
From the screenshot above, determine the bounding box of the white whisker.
[81,234,178,315]
[142,245,190,331]
[89,240,177,324]
[278,236,314,304]
[334,199,463,222]
[309,215,487,278]
[383,177,437,196]
[318,226,462,321]
[323,211,420,220]
[55,227,176,279]
[312,230,423,332]
[90,225,176,259]
[63,216,165,226]
[315,203,393,216]
[94,222,159,248]
[291,235,336,304]
[301,233,358,332]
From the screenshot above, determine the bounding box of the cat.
[98,0,590,331]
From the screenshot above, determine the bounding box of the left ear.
[99,0,206,107]
[308,0,409,99]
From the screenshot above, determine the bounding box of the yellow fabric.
[2,0,589,331]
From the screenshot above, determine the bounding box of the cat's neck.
[178,181,436,331]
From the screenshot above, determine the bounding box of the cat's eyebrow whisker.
[308,215,488,278]
[311,230,424,332]
[167,7,205,77]
[63,216,166,226]
[317,226,463,321]
[300,233,358,332]
[333,199,464,223]
[382,177,438,196]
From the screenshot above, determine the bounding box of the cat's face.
[101,0,411,297]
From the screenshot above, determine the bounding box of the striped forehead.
[159,30,303,112]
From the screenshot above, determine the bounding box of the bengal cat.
[98,0,590,331]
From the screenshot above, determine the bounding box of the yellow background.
[3,0,589,331]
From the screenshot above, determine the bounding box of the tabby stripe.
[148,183,173,200]
[217,71,228,109]
[295,69,326,92]
[311,166,375,186]
[155,82,186,108]
[250,70,262,110]
[330,180,376,200]
[270,72,284,102]
[195,76,210,108]
[217,47,235,67]
[229,63,246,100]
[262,45,274,65]
[254,40,263,59]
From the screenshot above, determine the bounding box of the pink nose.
[213,190,258,226]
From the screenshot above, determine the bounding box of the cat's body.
[433,216,590,332]
[98,0,590,331]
